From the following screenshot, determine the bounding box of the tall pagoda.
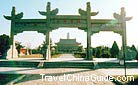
[55,33,82,53]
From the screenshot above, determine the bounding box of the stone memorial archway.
[4,2,132,60]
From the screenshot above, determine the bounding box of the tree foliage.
[0,34,11,58]
[32,41,47,54]
[15,42,24,54]
[130,45,137,52]
[93,46,111,58]
[110,41,119,58]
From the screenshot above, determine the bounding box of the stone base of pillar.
[86,49,93,60]
[46,45,51,60]
[6,45,18,59]
[87,56,92,60]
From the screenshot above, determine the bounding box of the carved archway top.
[4,6,23,20]
[39,2,58,16]
[78,2,99,16]
[113,7,132,23]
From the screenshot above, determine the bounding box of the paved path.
[0,54,83,62]
[3,68,136,85]
[49,54,84,62]
[0,54,137,63]
[13,68,115,85]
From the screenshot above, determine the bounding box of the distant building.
[19,48,31,56]
[55,33,83,53]
[20,48,27,55]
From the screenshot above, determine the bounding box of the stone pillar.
[4,6,24,59]
[46,32,51,60]
[7,23,18,59]
[6,41,18,59]
[114,7,132,77]
[122,28,127,60]
[11,7,15,59]
[84,2,98,60]
[46,2,51,60]
[7,24,18,59]
[7,7,18,59]
[121,8,127,77]
[11,32,14,59]
[86,2,92,60]
[39,2,59,60]
[114,7,132,60]
[87,30,92,60]
[121,8,127,60]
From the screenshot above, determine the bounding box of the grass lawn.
[19,54,43,58]
[51,54,61,58]
[74,53,86,58]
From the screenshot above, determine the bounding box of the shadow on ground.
[0,74,22,84]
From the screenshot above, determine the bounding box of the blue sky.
[0,0,137,49]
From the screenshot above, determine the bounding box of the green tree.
[39,41,47,57]
[130,45,137,52]
[95,47,102,58]
[101,47,111,58]
[136,53,138,61]
[15,42,24,54]
[77,46,82,52]
[110,41,119,58]
[0,34,11,58]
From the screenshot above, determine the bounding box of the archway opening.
[14,31,45,59]
[91,31,122,61]
[50,28,86,60]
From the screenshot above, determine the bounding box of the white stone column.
[6,39,18,59]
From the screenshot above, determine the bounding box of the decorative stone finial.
[47,2,51,11]
[87,2,90,6]
[121,7,125,17]
[121,7,125,12]
[39,2,58,16]
[12,6,16,15]
[87,2,91,11]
